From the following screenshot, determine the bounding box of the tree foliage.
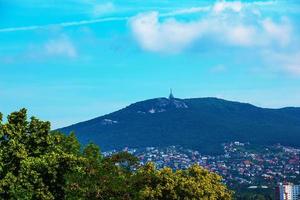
[0,109,82,199]
[131,163,232,200]
[0,109,233,199]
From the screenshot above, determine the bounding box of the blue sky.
[1,0,300,128]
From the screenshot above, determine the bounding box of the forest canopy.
[0,109,232,200]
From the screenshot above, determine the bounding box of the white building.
[276,183,300,200]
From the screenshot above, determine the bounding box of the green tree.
[131,163,233,200]
[65,146,139,200]
[0,109,233,200]
[0,109,81,199]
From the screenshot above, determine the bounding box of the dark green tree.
[0,109,81,199]
[65,145,139,200]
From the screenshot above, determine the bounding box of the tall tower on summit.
[169,88,174,99]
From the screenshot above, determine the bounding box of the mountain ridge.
[58,97,300,154]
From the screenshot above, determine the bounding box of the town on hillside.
[104,141,300,197]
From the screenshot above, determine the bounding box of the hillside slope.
[59,97,300,154]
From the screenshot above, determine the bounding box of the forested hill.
[59,97,300,154]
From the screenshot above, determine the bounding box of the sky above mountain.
[1,0,300,128]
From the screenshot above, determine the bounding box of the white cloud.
[44,35,77,58]
[130,12,205,53]
[213,1,243,13]
[221,24,257,46]
[129,1,294,53]
[129,13,264,52]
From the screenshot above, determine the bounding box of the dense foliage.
[59,97,300,155]
[0,109,232,199]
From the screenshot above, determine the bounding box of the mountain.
[58,97,300,154]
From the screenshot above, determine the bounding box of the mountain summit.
[59,97,300,154]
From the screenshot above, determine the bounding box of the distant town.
[104,142,300,191]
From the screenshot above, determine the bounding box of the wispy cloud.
[264,51,300,75]
[1,34,78,62]
[44,35,77,58]
[0,17,128,33]
[262,18,292,46]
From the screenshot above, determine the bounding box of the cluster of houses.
[103,142,300,189]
